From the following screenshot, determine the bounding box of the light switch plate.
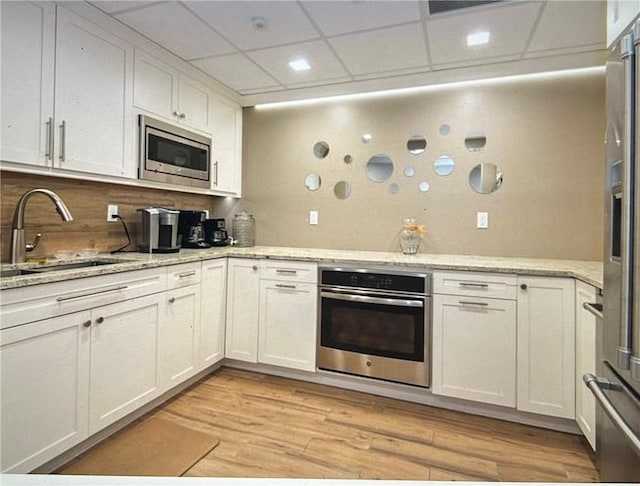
[477,212,489,229]
[309,210,319,225]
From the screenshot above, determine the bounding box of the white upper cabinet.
[0,1,55,167]
[134,49,213,134]
[55,6,135,178]
[210,95,242,196]
[607,0,640,46]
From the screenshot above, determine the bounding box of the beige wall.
[218,71,605,261]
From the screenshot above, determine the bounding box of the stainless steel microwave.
[139,115,211,189]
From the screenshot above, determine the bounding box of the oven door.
[318,289,430,387]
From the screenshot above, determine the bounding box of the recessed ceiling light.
[289,58,311,72]
[467,31,490,46]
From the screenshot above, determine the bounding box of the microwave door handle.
[618,34,635,371]
[632,23,640,382]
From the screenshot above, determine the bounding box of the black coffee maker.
[203,218,230,246]
[178,210,211,249]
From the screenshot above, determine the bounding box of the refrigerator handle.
[619,33,635,371]
[584,374,640,457]
[632,21,640,382]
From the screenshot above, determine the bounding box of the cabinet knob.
[83,320,92,328]
[96,317,104,324]
[168,297,176,304]
[252,265,258,271]
[520,283,528,290]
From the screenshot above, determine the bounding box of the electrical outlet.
[107,204,119,222]
[477,212,489,229]
[309,210,319,225]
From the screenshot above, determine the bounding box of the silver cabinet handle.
[179,113,186,119]
[83,320,92,328]
[632,23,640,382]
[56,285,128,302]
[46,117,54,161]
[177,270,196,278]
[213,160,219,186]
[59,120,66,162]
[96,316,104,324]
[582,301,604,320]
[458,300,489,307]
[252,265,258,271]
[275,283,296,289]
[276,269,298,275]
[520,283,528,290]
[168,297,176,303]
[459,282,488,288]
[584,373,640,456]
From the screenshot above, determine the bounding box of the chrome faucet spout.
[10,189,74,263]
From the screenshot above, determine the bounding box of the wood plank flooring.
[71,367,600,481]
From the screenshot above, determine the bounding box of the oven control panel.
[320,267,430,294]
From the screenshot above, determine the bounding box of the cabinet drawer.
[433,271,517,300]
[0,267,167,329]
[166,262,201,289]
[260,260,318,284]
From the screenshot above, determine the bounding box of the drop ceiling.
[90,0,607,106]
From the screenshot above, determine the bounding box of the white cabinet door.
[258,281,317,372]
[517,276,576,418]
[210,95,242,195]
[225,258,260,362]
[1,311,90,473]
[0,1,55,167]
[159,284,200,387]
[89,294,163,433]
[199,259,227,369]
[432,294,516,407]
[54,6,134,178]
[178,75,212,133]
[576,281,598,450]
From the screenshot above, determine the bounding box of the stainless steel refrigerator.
[584,17,640,483]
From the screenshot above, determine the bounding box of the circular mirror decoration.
[433,155,455,176]
[465,130,486,152]
[334,181,352,200]
[418,181,430,193]
[389,183,400,195]
[469,163,503,194]
[404,166,416,178]
[304,173,321,191]
[407,135,427,155]
[313,141,330,159]
[366,154,394,183]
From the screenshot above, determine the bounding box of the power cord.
[110,214,132,254]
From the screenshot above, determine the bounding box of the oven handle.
[320,290,424,308]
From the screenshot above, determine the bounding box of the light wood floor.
[79,367,601,481]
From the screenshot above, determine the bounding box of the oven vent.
[428,0,502,15]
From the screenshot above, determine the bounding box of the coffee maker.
[137,208,180,253]
[178,210,211,249]
[203,218,230,246]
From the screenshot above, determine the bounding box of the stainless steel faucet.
[10,189,74,264]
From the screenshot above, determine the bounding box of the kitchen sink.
[0,268,40,278]
[1,259,123,278]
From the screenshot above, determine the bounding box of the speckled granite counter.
[0,246,603,290]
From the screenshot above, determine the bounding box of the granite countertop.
[0,246,604,290]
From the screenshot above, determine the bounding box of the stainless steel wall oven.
[318,266,432,387]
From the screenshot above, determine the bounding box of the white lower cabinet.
[0,311,91,473]
[89,293,163,433]
[258,280,317,372]
[517,276,576,419]
[432,294,516,407]
[225,258,260,362]
[576,281,598,450]
[199,259,227,369]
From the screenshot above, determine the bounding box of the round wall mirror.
[389,183,400,195]
[407,135,427,155]
[418,181,430,193]
[404,166,416,178]
[433,155,455,176]
[465,131,486,152]
[469,163,503,194]
[313,141,330,159]
[304,173,321,191]
[366,154,394,183]
[334,181,352,200]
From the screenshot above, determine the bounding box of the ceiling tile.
[184,1,319,51]
[427,2,543,66]
[191,53,280,92]
[247,40,350,85]
[527,1,605,53]
[115,2,236,59]
[328,23,429,76]
[301,0,422,36]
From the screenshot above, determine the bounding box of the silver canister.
[233,212,255,247]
